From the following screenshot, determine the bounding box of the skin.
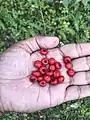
[0,36,90,114]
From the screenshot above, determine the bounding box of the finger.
[64,85,90,103]
[21,36,59,53]
[70,71,90,85]
[72,57,90,72]
[60,43,90,59]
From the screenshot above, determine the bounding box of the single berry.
[63,56,72,64]
[54,70,61,78]
[39,80,46,87]
[44,75,51,82]
[40,66,46,74]
[58,76,64,83]
[46,70,53,76]
[29,75,37,82]
[65,63,73,69]
[41,58,48,65]
[50,65,56,71]
[55,62,62,69]
[49,58,55,65]
[37,76,43,82]
[32,71,41,77]
[50,79,58,85]
[34,60,42,68]
[40,48,48,55]
[67,69,75,77]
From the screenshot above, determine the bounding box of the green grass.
[0,98,90,120]
[0,0,90,119]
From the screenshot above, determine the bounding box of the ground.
[0,0,90,120]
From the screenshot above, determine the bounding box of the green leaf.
[82,0,90,6]
[63,0,69,7]
[0,20,5,29]
[75,0,81,4]
[69,0,72,3]
[66,28,75,36]
[29,23,43,31]
[59,30,67,40]
[29,30,36,37]
[74,21,79,32]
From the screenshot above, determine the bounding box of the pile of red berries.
[29,48,75,87]
[63,56,75,77]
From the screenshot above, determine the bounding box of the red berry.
[32,71,41,77]
[63,56,72,64]
[40,66,46,74]
[40,48,48,55]
[50,65,56,71]
[37,76,43,82]
[49,58,55,65]
[29,75,37,82]
[34,60,42,68]
[55,62,62,69]
[65,63,73,69]
[53,70,61,78]
[44,75,51,82]
[58,76,64,83]
[41,58,48,65]
[46,70,53,76]
[67,69,75,77]
[39,80,46,87]
[50,79,58,85]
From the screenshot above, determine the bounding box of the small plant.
[0,0,89,53]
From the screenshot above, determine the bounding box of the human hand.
[0,36,90,113]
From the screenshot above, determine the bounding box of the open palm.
[0,36,90,113]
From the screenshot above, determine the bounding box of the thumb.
[21,36,59,53]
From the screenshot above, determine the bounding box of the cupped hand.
[0,36,90,113]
